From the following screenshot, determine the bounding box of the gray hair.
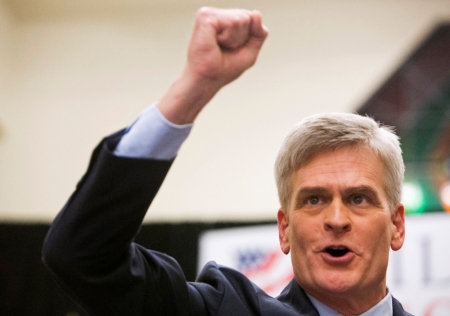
[274,112,404,212]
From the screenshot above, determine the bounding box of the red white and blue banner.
[198,213,450,316]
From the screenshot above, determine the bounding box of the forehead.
[291,146,386,192]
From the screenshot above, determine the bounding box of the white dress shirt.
[307,291,393,316]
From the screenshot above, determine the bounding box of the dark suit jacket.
[42,131,412,316]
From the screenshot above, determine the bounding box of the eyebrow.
[343,185,383,206]
[342,185,377,196]
[293,187,330,208]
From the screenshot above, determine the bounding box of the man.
[42,7,411,316]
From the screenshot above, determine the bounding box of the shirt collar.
[306,290,393,316]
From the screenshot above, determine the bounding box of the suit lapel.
[278,279,320,316]
[392,296,412,316]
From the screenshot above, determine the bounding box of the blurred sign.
[198,213,450,316]
[198,225,292,296]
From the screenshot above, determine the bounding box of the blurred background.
[1,0,449,315]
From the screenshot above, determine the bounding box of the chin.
[315,271,359,295]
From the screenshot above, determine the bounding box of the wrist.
[157,68,222,125]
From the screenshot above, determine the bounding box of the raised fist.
[185,7,269,87]
[158,8,268,124]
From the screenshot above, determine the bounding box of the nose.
[323,199,352,234]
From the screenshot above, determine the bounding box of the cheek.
[356,218,392,254]
[289,216,320,250]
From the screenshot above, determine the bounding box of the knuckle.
[198,6,212,15]
[231,12,250,27]
[196,7,214,21]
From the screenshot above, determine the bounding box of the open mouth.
[325,246,349,257]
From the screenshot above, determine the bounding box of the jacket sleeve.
[42,130,193,316]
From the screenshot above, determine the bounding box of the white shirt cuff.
[114,103,193,160]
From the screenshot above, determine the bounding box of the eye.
[350,194,365,205]
[308,195,320,205]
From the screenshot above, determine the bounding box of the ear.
[390,203,405,251]
[277,208,290,254]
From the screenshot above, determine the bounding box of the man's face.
[277,145,405,302]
